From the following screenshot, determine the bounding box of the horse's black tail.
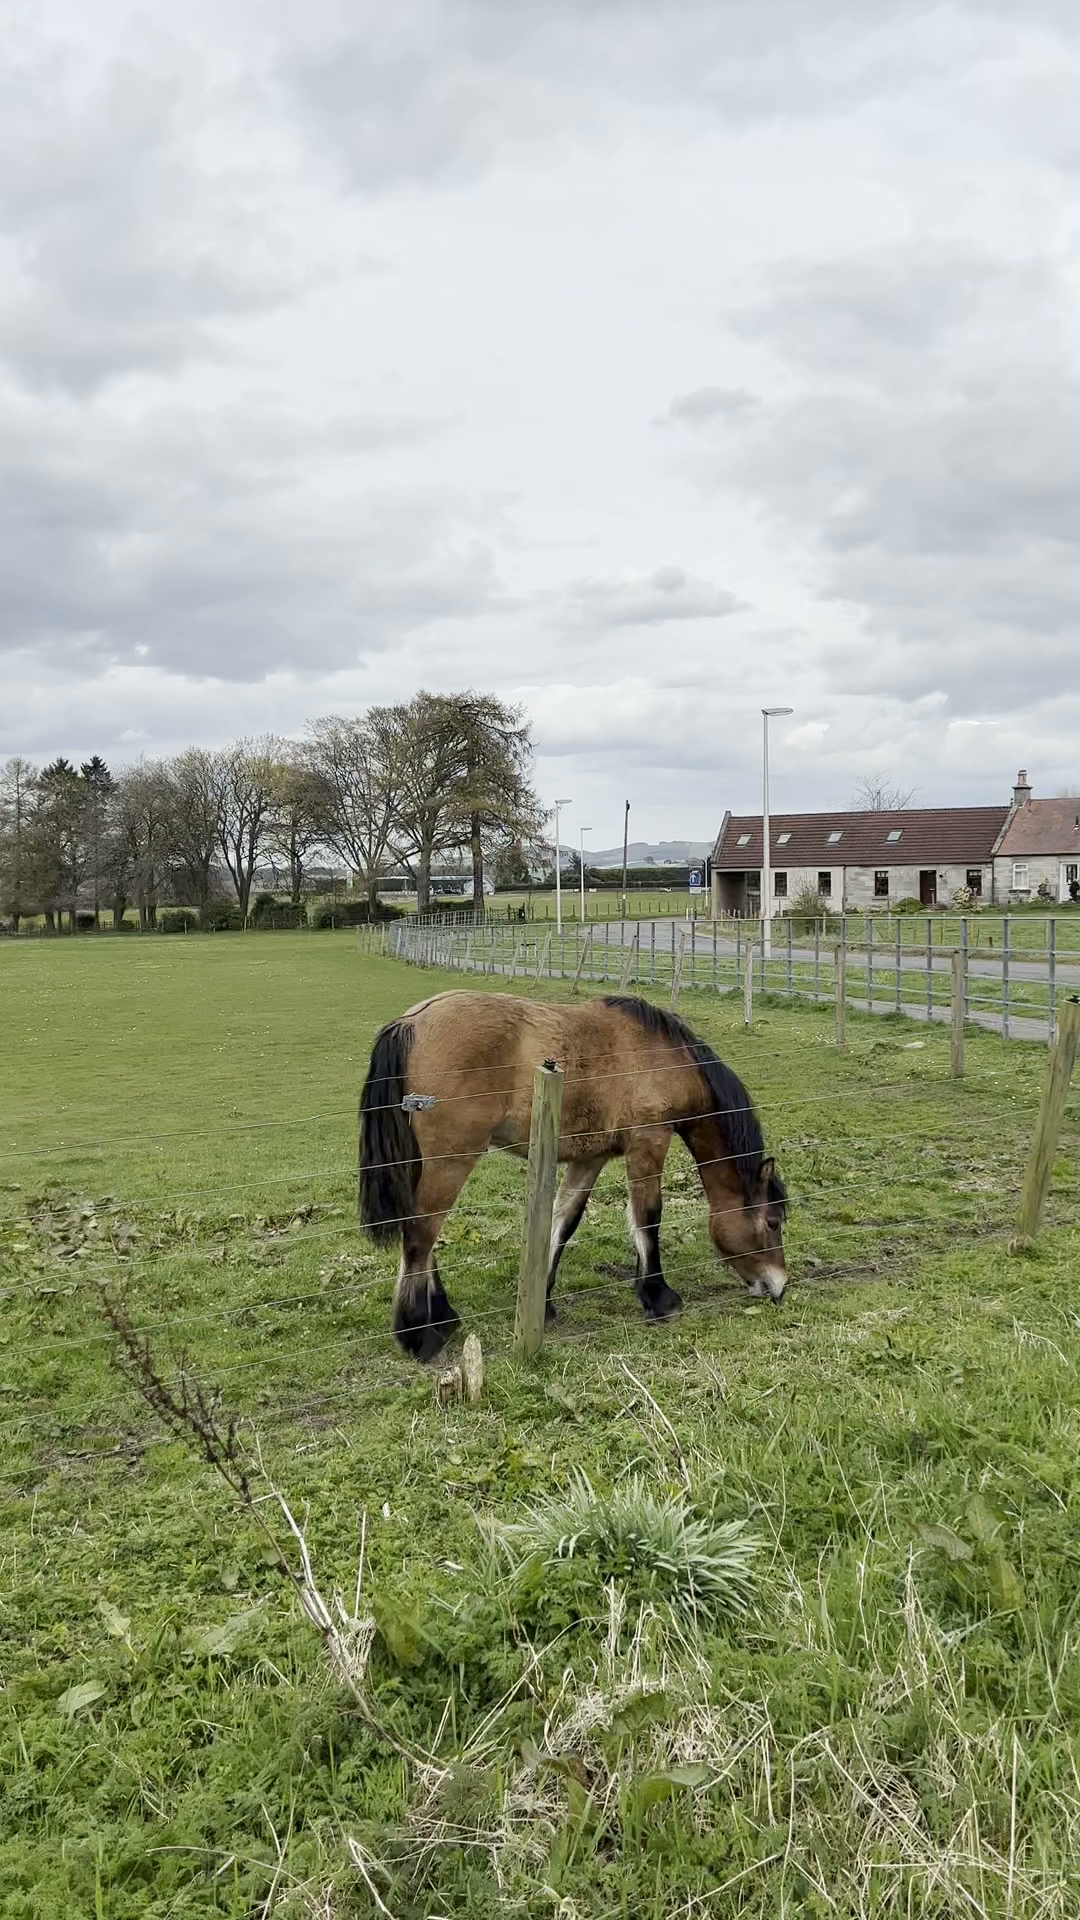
[358,1020,420,1245]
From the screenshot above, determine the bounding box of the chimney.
[1013,768,1032,806]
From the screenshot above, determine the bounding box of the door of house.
[919,870,937,906]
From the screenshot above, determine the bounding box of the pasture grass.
[2,933,1080,1917]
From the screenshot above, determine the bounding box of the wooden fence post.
[834,944,847,1050]
[1012,997,1080,1250]
[743,943,754,1028]
[950,949,965,1079]
[514,1062,564,1356]
[533,930,552,985]
[670,928,688,1009]
[571,927,593,994]
[617,928,639,992]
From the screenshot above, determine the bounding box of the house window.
[777,832,791,846]
[1066,863,1078,882]
[965,869,983,896]
[817,871,832,896]
[886,829,902,842]
[827,830,843,844]
[1012,862,1029,891]
[874,870,889,898]
[736,833,751,847]
[773,872,788,898]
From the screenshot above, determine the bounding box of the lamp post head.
[762,707,794,718]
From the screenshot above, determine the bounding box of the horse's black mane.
[602,995,785,1208]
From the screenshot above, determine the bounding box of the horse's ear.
[757,1156,775,1189]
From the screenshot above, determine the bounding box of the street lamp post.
[553,799,572,934]
[761,707,793,960]
[579,827,591,923]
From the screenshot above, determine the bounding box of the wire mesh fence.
[375,912,1080,1045]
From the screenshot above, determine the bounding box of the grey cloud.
[0,47,304,393]
[661,386,761,427]
[695,246,1080,707]
[564,567,745,627]
[282,0,942,190]
[0,395,503,679]
[725,245,1060,389]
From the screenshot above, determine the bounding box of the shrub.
[951,886,978,911]
[160,909,199,934]
[1036,879,1054,903]
[249,894,307,929]
[200,901,243,932]
[894,896,925,914]
[311,899,404,929]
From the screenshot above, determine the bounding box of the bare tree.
[0,757,38,930]
[212,738,281,920]
[161,749,221,916]
[456,693,544,904]
[852,773,917,811]
[383,692,474,913]
[109,762,171,928]
[264,753,327,907]
[303,714,400,912]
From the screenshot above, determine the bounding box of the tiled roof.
[711,806,1009,869]
[995,798,1080,856]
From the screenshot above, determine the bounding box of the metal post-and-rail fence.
[360,912,1080,1049]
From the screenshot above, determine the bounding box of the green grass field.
[3,934,1080,1918]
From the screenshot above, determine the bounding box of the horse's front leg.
[546,1154,608,1321]
[393,1154,479,1362]
[625,1130,681,1322]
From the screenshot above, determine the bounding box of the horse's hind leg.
[393,1153,480,1363]
[625,1131,681,1323]
[546,1154,607,1322]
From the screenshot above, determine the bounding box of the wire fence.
[5,904,1079,1499]
[373,913,1080,1045]
[3,1006,1074,1498]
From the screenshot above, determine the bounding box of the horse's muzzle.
[748,1267,787,1304]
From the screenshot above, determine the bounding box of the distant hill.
[583,840,711,867]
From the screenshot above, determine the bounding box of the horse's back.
[399,990,700,1160]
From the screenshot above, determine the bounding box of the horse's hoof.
[394,1304,460,1364]
[643,1284,682,1323]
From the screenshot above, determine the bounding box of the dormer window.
[776,832,791,845]
[827,830,843,844]
[886,829,902,842]
[736,833,751,847]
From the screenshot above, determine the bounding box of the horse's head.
[710,1156,787,1303]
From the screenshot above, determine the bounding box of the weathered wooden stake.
[507,939,523,982]
[514,1062,564,1356]
[617,928,639,992]
[834,944,847,1050]
[571,927,593,994]
[950,949,965,1079]
[533,930,552,985]
[743,942,754,1028]
[670,928,688,1009]
[1012,997,1080,1250]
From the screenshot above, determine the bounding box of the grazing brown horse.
[359,990,787,1361]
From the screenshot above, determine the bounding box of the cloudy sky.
[3,0,1080,844]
